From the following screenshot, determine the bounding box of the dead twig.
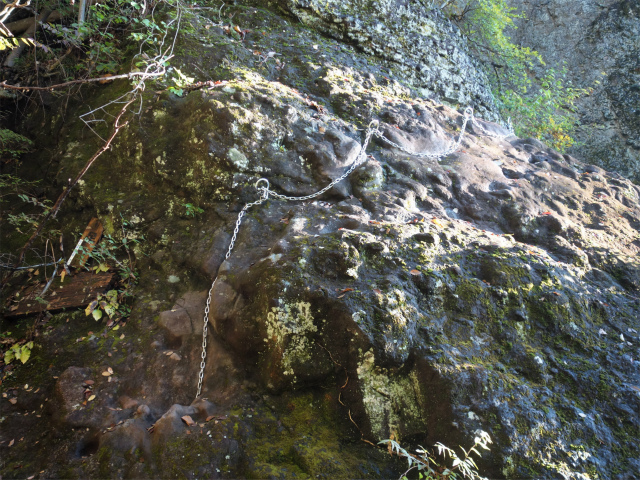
[0,69,165,91]
[315,340,376,446]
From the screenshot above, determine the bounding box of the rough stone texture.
[1,1,639,479]
[54,366,93,425]
[510,0,640,182]
[267,0,500,118]
[157,290,207,342]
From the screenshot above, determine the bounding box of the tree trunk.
[3,10,61,35]
[3,9,52,68]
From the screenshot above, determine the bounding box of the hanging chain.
[373,106,473,160]
[265,120,378,202]
[373,106,514,160]
[470,112,515,140]
[195,106,512,398]
[196,186,270,398]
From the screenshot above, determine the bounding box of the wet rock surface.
[1,1,639,479]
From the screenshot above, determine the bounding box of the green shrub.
[445,0,592,151]
[0,129,33,162]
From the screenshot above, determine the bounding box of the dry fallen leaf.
[9,398,17,405]
[181,415,196,426]
[88,395,96,402]
[9,439,15,447]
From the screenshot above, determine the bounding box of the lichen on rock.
[264,300,318,379]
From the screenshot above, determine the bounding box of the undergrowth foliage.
[444,0,592,151]
[381,431,492,480]
[0,0,194,267]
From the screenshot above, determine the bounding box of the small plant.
[183,202,204,217]
[85,289,120,320]
[168,67,196,97]
[3,341,34,365]
[0,129,33,162]
[381,430,492,480]
[82,218,142,323]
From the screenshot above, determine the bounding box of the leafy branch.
[381,430,492,480]
[442,0,591,151]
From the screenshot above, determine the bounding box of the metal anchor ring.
[255,178,270,191]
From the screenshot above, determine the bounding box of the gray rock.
[510,0,640,182]
[158,291,207,341]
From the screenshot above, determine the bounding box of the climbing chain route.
[196,106,514,398]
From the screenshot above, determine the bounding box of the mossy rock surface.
[1,1,639,479]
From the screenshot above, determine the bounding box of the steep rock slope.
[266,0,499,118]
[510,0,640,182]
[1,1,639,479]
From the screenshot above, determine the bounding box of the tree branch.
[2,10,61,35]
[3,8,52,67]
[0,69,165,91]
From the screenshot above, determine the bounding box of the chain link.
[265,120,378,202]
[195,106,514,398]
[470,113,515,140]
[196,185,269,398]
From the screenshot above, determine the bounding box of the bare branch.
[0,69,166,91]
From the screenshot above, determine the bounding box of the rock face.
[268,0,499,118]
[1,1,639,479]
[509,0,640,182]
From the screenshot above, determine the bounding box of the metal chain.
[373,106,473,160]
[196,187,270,398]
[265,120,378,202]
[374,107,514,160]
[195,106,514,398]
[471,113,515,140]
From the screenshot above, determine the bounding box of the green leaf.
[18,345,31,363]
[86,300,98,316]
[92,309,103,320]
[4,349,15,364]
